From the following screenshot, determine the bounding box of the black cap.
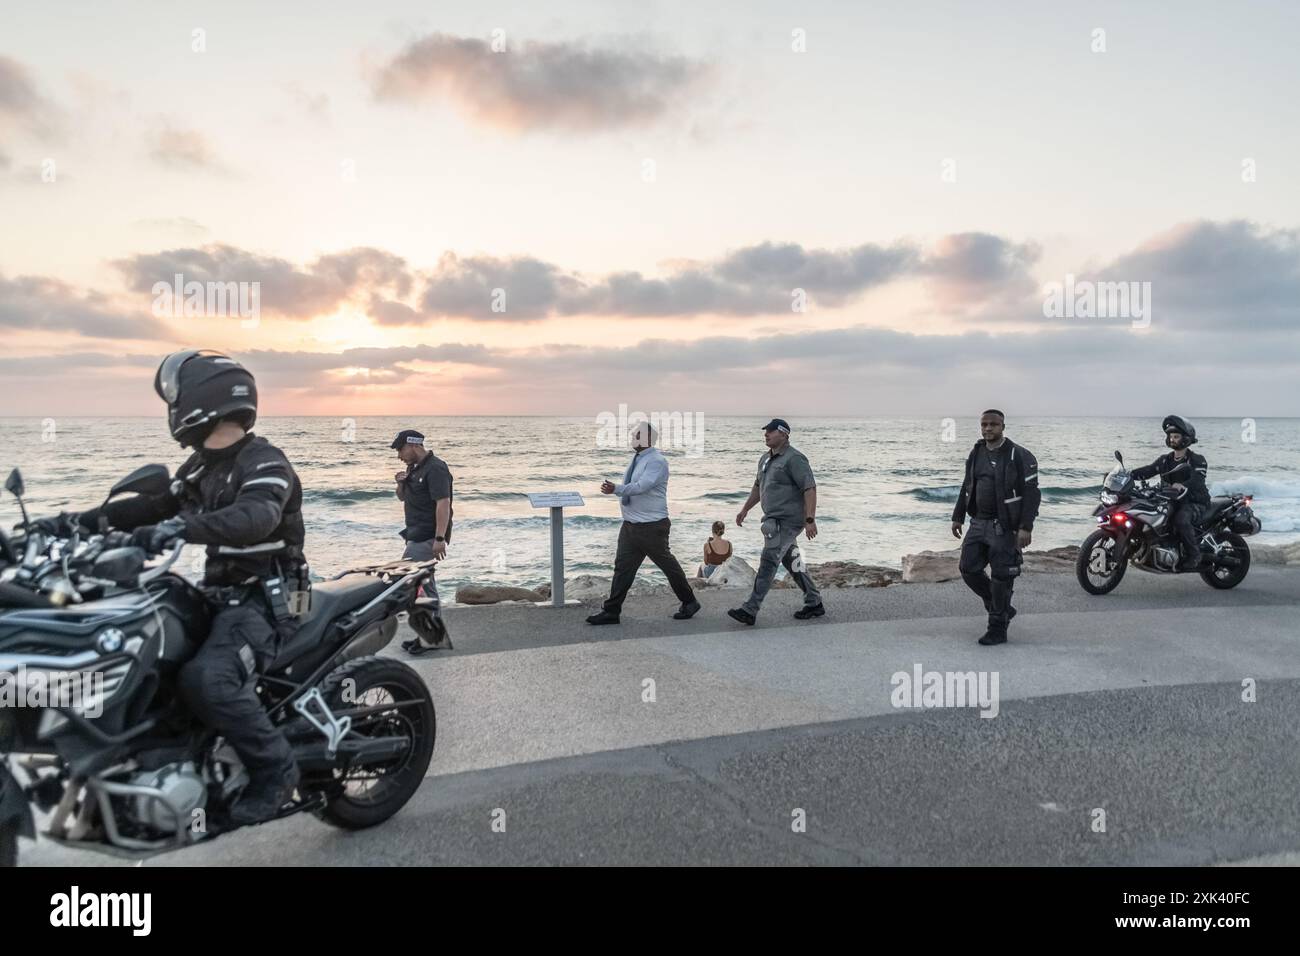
[390,429,425,450]
[761,418,791,434]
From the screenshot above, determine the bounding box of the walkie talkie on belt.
[261,574,294,623]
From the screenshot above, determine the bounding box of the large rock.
[1253,541,1300,565]
[805,561,901,588]
[1023,546,1079,572]
[536,574,669,601]
[454,584,545,605]
[692,555,757,588]
[902,545,1080,583]
[902,550,962,583]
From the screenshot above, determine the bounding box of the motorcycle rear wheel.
[315,656,436,830]
[1200,533,1250,590]
[1076,529,1128,595]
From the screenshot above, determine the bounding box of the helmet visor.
[156,349,201,404]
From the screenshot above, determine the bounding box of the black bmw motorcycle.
[1076,451,1261,595]
[0,465,443,866]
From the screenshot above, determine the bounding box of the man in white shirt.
[587,422,701,625]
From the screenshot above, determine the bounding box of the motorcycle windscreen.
[1102,463,1133,493]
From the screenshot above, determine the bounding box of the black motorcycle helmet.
[154,349,258,447]
[1162,414,1197,450]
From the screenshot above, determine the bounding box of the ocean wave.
[302,488,397,503]
[905,484,1099,503]
[906,485,963,502]
[1212,475,1300,499]
[1214,475,1300,534]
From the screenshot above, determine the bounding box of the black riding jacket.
[1130,451,1210,507]
[79,433,306,586]
[952,438,1041,532]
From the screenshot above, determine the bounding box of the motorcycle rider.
[69,350,308,825]
[1129,415,1209,570]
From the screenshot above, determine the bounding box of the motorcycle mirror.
[92,546,146,587]
[107,464,171,500]
[5,467,31,532]
[1113,450,1123,465]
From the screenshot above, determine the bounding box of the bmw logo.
[96,628,125,654]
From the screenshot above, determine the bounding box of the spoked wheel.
[1200,533,1251,590]
[315,656,435,830]
[1076,530,1128,595]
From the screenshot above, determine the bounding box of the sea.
[2,416,1297,596]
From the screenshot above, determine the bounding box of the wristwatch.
[805,517,816,524]
[435,536,445,542]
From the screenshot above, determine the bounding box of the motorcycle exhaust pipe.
[293,735,411,772]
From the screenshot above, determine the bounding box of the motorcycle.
[0,464,443,866]
[1076,451,1261,595]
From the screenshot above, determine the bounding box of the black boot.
[586,610,620,625]
[673,600,701,620]
[230,763,300,826]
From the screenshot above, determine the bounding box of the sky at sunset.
[3,0,1299,417]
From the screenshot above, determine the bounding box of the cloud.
[370,33,712,133]
[282,83,330,120]
[920,232,1040,309]
[1094,220,1300,329]
[0,55,62,141]
[148,124,228,172]
[14,318,1300,415]
[114,244,413,320]
[132,217,211,241]
[409,239,968,321]
[0,272,169,340]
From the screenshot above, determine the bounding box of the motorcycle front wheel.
[1076,529,1128,595]
[314,656,436,830]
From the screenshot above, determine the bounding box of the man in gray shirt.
[728,419,824,626]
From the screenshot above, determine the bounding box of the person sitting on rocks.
[701,521,732,579]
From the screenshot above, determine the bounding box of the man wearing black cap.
[392,428,453,653]
[727,419,824,626]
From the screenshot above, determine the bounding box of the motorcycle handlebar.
[138,539,186,585]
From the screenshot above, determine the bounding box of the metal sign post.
[527,492,585,607]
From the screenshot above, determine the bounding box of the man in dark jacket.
[950,409,1040,646]
[1129,415,1209,570]
[73,350,308,825]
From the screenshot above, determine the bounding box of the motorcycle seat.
[269,575,390,670]
[1200,496,1234,524]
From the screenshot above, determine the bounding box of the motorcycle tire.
[1200,533,1250,590]
[1076,529,1128,595]
[315,656,436,830]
